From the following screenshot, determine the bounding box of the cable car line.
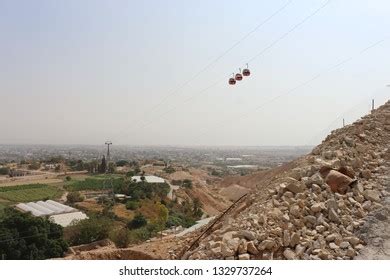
[228,0,331,85]
[194,37,389,144]
[122,0,330,135]
[305,86,390,146]
[134,0,293,124]
[248,0,331,65]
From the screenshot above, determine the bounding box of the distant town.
[0,144,309,259]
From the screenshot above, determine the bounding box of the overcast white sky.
[0,0,389,146]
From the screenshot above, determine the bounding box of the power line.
[305,86,390,146]
[192,37,389,144]
[119,0,331,136]
[247,0,331,64]
[137,0,294,124]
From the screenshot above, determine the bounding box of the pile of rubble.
[181,101,390,260]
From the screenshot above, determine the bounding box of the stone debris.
[176,101,390,260]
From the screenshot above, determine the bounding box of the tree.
[28,162,41,170]
[99,156,107,174]
[154,202,169,232]
[73,160,85,171]
[128,213,147,229]
[182,179,193,188]
[86,160,99,174]
[192,198,203,218]
[134,167,141,175]
[108,162,116,174]
[0,208,68,259]
[48,156,64,164]
[0,167,9,175]
[116,160,129,167]
[163,166,175,174]
[66,216,112,246]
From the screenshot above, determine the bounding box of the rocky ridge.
[177,100,390,260]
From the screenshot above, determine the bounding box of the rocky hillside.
[177,100,390,260]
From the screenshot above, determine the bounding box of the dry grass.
[76,199,104,213]
[113,204,134,221]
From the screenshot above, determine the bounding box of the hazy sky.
[0,0,389,146]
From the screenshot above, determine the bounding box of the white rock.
[329,242,339,250]
[283,249,297,260]
[363,190,381,202]
[311,202,324,213]
[290,232,301,247]
[328,208,341,223]
[339,241,350,249]
[238,253,250,260]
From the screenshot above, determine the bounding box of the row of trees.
[67,156,115,174]
[114,180,170,201]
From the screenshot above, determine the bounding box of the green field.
[92,174,123,179]
[0,184,63,202]
[65,177,124,191]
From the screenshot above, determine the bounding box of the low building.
[15,200,88,227]
[131,175,165,183]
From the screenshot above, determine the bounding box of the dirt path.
[355,166,390,260]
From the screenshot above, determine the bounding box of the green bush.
[116,160,129,167]
[65,176,72,181]
[172,179,182,186]
[128,213,147,229]
[182,179,193,188]
[110,228,131,248]
[114,181,170,201]
[66,191,84,203]
[163,166,175,174]
[125,201,139,210]
[166,212,196,228]
[0,167,9,175]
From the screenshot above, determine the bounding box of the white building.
[131,175,165,183]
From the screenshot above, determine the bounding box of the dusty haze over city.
[0,0,389,146]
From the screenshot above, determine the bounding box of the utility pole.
[371,99,375,112]
[104,141,114,206]
[105,141,112,167]
[342,118,345,127]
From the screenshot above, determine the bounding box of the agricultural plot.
[65,177,124,191]
[0,184,63,202]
